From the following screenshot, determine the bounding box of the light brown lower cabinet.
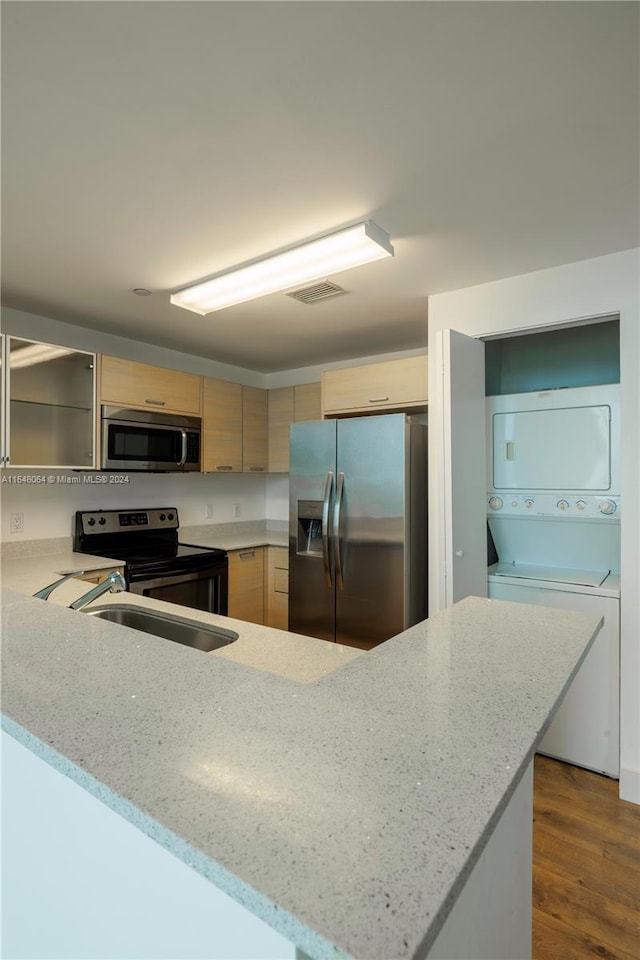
[265,546,289,630]
[227,547,265,624]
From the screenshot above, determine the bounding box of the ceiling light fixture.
[170,220,394,315]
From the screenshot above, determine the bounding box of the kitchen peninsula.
[1,554,602,960]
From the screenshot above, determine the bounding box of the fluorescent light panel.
[170,220,394,315]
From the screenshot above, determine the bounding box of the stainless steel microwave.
[101,405,201,472]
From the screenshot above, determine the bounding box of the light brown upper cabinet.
[242,386,268,473]
[293,382,322,423]
[201,380,268,473]
[268,382,322,473]
[322,356,427,417]
[202,378,243,473]
[100,356,201,416]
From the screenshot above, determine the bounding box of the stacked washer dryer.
[487,384,620,777]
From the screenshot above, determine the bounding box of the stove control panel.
[119,512,149,527]
[486,494,620,519]
[77,508,179,535]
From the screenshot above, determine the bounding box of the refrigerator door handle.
[321,471,334,587]
[333,471,345,590]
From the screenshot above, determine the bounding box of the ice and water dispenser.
[296,500,324,556]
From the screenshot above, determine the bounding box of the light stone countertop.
[180,520,288,551]
[0,553,362,685]
[1,553,602,960]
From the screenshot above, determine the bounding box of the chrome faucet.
[33,572,85,600]
[68,571,127,610]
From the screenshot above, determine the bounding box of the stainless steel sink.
[84,604,238,652]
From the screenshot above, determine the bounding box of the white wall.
[427,247,640,804]
[265,475,290,524]
[2,732,295,960]
[2,306,427,390]
[263,346,428,389]
[0,307,265,385]
[0,471,268,541]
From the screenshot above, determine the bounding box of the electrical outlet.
[10,512,24,534]
[205,503,214,520]
[232,502,241,519]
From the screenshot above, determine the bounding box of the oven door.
[128,566,228,616]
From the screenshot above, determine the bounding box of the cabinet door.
[268,383,321,474]
[294,382,321,422]
[202,378,242,473]
[431,329,486,610]
[100,356,201,416]
[8,338,96,468]
[242,387,268,473]
[268,387,294,474]
[265,546,289,630]
[322,356,427,415]
[227,547,265,624]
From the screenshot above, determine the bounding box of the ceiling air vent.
[286,280,347,305]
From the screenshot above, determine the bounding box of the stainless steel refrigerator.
[289,413,427,648]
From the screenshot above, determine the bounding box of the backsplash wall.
[0,471,268,542]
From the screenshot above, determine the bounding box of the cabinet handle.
[145,398,166,406]
[249,466,264,472]
[238,550,255,559]
[368,396,389,403]
[216,465,233,471]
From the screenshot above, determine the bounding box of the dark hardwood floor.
[533,754,640,960]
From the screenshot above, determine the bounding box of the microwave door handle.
[178,428,188,466]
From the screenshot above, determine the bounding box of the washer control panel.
[487,494,620,518]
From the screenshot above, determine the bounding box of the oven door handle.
[178,428,188,466]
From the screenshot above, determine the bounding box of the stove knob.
[160,513,166,521]
[599,499,617,515]
[488,497,503,511]
[87,517,96,526]
[98,517,106,525]
[556,499,569,511]
[168,512,174,521]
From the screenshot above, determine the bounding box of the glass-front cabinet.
[2,337,96,468]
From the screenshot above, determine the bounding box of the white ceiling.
[2,2,638,373]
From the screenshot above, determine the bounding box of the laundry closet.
[484,319,620,777]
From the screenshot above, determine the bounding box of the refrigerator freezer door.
[335,415,408,647]
[289,420,337,642]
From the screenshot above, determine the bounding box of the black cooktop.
[73,508,226,571]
